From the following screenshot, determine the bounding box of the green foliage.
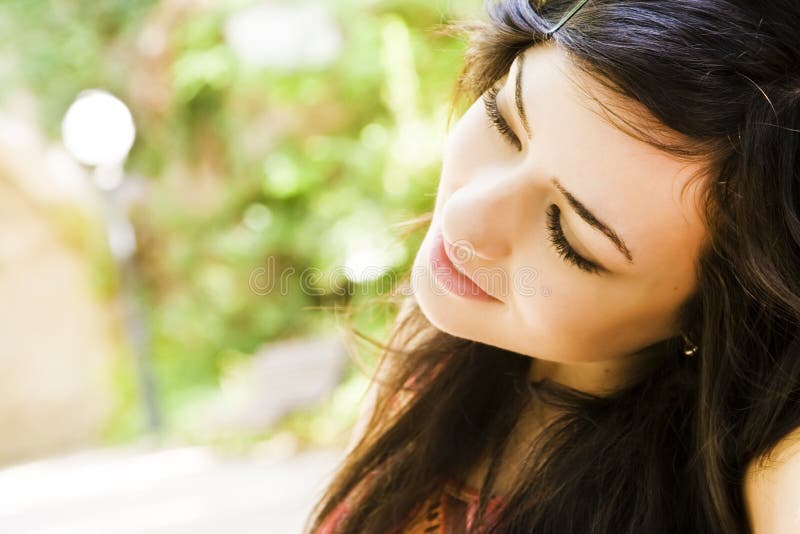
[0,0,479,444]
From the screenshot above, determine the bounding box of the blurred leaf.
[0,0,472,446]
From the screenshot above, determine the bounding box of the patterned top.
[314,368,506,532]
[398,477,507,533]
[314,476,506,534]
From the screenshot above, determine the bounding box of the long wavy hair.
[304,1,800,533]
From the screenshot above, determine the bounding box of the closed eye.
[546,204,608,275]
[483,82,609,276]
[482,85,522,152]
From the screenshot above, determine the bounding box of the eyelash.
[483,84,604,275]
[545,204,604,274]
[482,85,522,152]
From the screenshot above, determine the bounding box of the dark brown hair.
[304,1,800,532]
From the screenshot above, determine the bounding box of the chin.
[411,273,455,332]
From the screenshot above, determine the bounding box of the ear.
[743,426,800,534]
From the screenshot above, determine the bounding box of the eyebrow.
[550,177,635,264]
[514,54,532,139]
[512,54,634,265]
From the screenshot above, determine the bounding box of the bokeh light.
[61,89,136,167]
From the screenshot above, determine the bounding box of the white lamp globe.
[62,89,136,167]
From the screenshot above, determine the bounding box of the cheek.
[532,280,687,362]
[510,256,670,362]
[515,274,607,357]
[503,241,603,358]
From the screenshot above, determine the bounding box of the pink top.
[315,368,506,532]
[313,476,506,534]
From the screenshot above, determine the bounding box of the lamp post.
[62,89,162,436]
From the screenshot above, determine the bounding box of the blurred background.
[0,0,480,532]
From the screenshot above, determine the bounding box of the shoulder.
[743,426,800,534]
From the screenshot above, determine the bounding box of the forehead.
[512,43,709,272]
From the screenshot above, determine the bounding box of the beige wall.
[0,108,116,466]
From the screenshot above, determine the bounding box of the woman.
[305,1,800,532]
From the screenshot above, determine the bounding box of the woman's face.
[411,42,709,373]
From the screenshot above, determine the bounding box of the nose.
[440,170,536,261]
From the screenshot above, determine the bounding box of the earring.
[681,333,699,357]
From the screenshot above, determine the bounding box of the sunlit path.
[0,445,345,534]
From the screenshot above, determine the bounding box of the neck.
[526,339,674,396]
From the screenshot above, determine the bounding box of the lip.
[428,228,501,303]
